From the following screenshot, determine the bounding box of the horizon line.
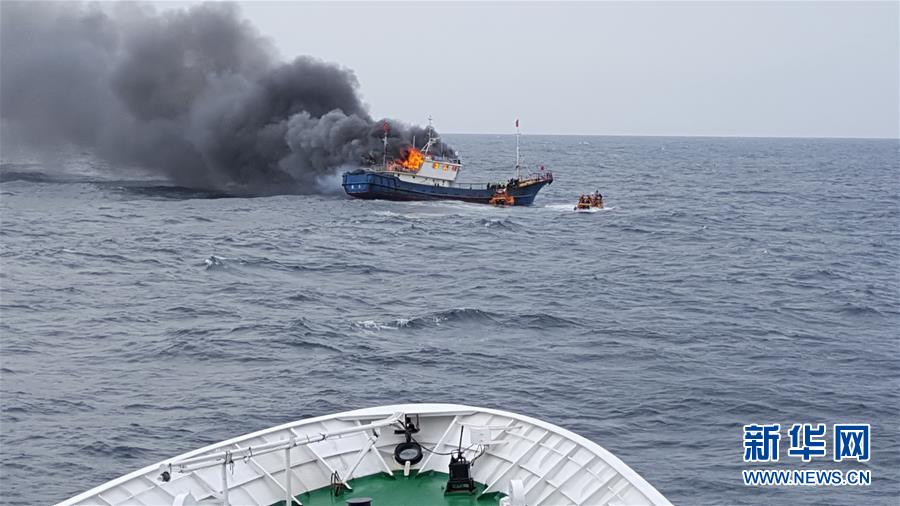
[441,132,900,141]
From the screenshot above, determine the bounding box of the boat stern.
[342,170,376,198]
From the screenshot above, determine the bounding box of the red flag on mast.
[383,120,389,133]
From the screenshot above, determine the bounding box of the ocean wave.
[165,305,234,317]
[720,189,793,196]
[77,441,153,460]
[478,217,521,230]
[122,403,183,411]
[287,292,319,302]
[280,338,343,354]
[149,336,274,363]
[3,398,96,416]
[515,313,582,328]
[400,308,501,328]
[353,308,500,331]
[103,183,230,200]
[201,255,400,276]
[203,255,228,270]
[354,308,583,333]
[0,167,226,202]
[353,319,398,331]
[0,167,67,183]
[836,303,883,316]
[790,268,847,281]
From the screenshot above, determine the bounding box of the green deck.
[271,471,503,506]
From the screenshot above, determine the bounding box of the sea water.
[1,135,897,504]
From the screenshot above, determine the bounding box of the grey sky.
[165,2,897,138]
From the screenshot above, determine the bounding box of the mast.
[382,120,389,171]
[422,115,438,156]
[426,115,434,155]
[515,118,520,180]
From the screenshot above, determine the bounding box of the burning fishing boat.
[342,119,553,205]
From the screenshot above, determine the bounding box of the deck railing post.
[284,446,292,506]
[221,460,229,506]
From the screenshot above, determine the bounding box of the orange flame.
[398,147,425,171]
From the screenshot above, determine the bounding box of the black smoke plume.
[0,2,453,194]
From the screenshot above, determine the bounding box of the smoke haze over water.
[0,2,451,195]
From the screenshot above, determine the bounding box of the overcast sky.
[168,1,898,138]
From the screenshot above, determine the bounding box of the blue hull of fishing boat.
[341,171,551,206]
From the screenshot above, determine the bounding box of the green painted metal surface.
[270,471,503,506]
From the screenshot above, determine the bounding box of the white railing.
[162,412,404,506]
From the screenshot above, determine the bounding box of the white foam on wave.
[353,319,397,331]
[418,199,500,215]
[375,210,449,219]
[353,315,441,332]
[204,255,227,268]
[543,204,615,213]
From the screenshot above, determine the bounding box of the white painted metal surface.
[397,172,453,187]
[413,157,461,181]
[58,404,671,506]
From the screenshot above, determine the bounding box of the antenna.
[515,118,520,180]
[422,115,439,156]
